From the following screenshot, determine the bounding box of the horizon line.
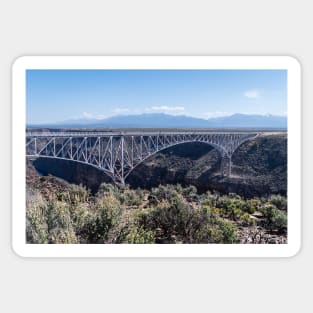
[27,112,287,125]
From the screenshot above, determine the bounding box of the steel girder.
[26,132,259,183]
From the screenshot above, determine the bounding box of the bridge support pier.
[220,154,232,177]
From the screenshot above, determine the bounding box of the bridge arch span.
[122,140,225,182]
[26,131,259,184]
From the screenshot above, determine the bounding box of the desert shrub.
[68,184,90,204]
[181,185,199,202]
[69,202,91,231]
[214,200,245,221]
[26,190,49,243]
[217,218,238,243]
[269,195,287,211]
[243,198,261,214]
[239,213,256,227]
[142,197,210,243]
[56,191,65,201]
[270,210,287,232]
[228,204,245,221]
[26,188,47,210]
[215,194,245,212]
[208,218,238,243]
[48,227,78,244]
[210,194,264,218]
[96,183,120,197]
[125,226,155,244]
[210,207,222,215]
[163,184,200,202]
[173,184,183,194]
[149,185,181,203]
[97,184,146,208]
[207,226,224,243]
[46,201,72,230]
[261,204,276,219]
[45,201,79,243]
[201,191,219,208]
[118,189,144,207]
[26,190,82,244]
[75,212,98,243]
[260,204,287,232]
[78,194,123,243]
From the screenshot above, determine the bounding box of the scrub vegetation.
[26,178,287,244]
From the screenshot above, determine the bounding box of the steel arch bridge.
[26,131,259,184]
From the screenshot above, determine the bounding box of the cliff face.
[27,133,287,197]
[31,158,112,193]
[127,134,287,197]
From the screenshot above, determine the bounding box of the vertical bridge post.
[220,154,232,177]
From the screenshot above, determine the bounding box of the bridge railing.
[26,131,260,137]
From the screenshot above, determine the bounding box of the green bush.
[46,201,72,231]
[97,183,120,196]
[80,194,123,243]
[26,206,49,244]
[271,210,287,232]
[68,184,90,204]
[240,213,256,227]
[243,199,261,214]
[118,189,144,206]
[150,185,180,202]
[26,190,49,243]
[181,185,199,201]
[48,227,78,244]
[208,218,238,243]
[260,204,287,232]
[142,197,210,243]
[125,226,155,244]
[200,191,219,208]
[269,195,287,211]
[216,218,238,243]
[45,201,78,243]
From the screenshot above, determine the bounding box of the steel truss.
[26,132,259,184]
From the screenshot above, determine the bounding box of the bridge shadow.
[125,142,221,190]
[31,157,113,193]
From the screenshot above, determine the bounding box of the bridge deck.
[26,130,267,137]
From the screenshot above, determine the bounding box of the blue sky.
[26,69,287,124]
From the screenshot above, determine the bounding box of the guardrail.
[26,131,261,137]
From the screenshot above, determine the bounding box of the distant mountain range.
[28,113,287,129]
